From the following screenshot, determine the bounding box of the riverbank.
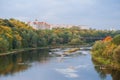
[0,44,91,56]
[91,34,120,71]
[92,56,120,71]
[0,47,41,56]
[0,46,53,56]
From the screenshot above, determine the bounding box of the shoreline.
[92,56,120,71]
[0,44,91,56]
[0,47,44,56]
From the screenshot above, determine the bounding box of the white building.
[28,20,51,30]
[27,20,89,30]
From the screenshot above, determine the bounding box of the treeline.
[92,34,120,69]
[0,18,120,53]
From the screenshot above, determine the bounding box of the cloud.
[0,0,120,29]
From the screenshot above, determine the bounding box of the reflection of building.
[27,20,89,30]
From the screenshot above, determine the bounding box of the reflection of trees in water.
[92,58,120,80]
[110,70,120,80]
[94,65,107,79]
[0,49,50,76]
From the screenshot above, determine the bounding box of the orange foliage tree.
[103,36,112,42]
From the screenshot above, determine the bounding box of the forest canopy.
[0,18,120,53]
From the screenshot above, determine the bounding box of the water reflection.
[92,58,120,80]
[0,48,119,80]
[0,49,50,76]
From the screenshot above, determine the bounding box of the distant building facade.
[27,20,89,30]
[28,20,51,30]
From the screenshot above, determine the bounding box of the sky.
[0,0,120,30]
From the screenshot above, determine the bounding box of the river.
[0,47,116,80]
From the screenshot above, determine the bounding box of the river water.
[0,47,116,80]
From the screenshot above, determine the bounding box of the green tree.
[69,38,83,45]
[92,41,106,57]
[112,34,120,45]
[0,36,9,53]
[113,46,120,63]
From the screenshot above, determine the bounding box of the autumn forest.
[0,18,120,53]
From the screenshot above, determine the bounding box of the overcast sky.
[0,0,120,29]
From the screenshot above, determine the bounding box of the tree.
[112,34,120,45]
[92,41,106,57]
[12,33,22,49]
[103,36,112,42]
[0,36,9,53]
[69,38,83,45]
[113,46,120,63]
